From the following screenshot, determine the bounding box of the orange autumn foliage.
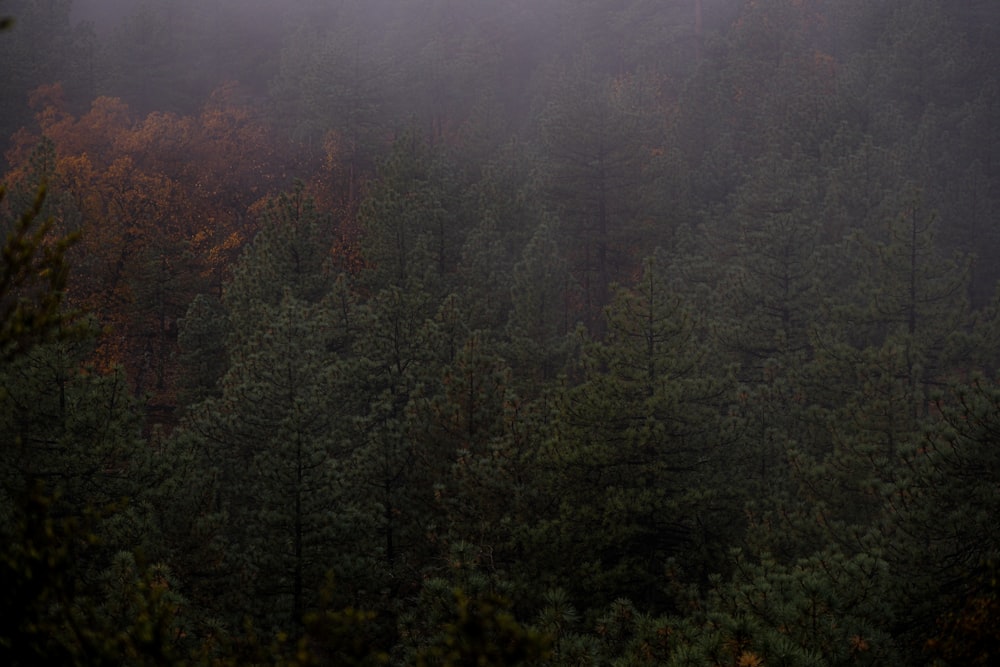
[3,82,297,417]
[309,129,365,274]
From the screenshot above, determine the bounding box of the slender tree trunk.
[293,432,304,626]
[909,208,918,336]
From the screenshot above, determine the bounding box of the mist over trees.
[3,0,1000,664]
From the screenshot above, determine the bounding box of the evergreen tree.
[396,562,551,667]
[0,334,179,663]
[819,126,906,246]
[454,212,510,335]
[413,328,540,585]
[188,291,358,630]
[709,146,829,381]
[885,377,1000,657]
[504,217,578,397]
[270,15,390,163]
[0,337,151,518]
[840,192,974,389]
[0,152,183,663]
[662,545,901,666]
[175,292,229,407]
[166,185,368,634]
[1,188,80,359]
[529,250,735,611]
[358,134,462,296]
[223,181,336,328]
[452,140,552,341]
[341,282,442,591]
[535,55,659,331]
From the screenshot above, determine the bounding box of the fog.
[3,1,1000,664]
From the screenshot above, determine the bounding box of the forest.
[2,0,1000,664]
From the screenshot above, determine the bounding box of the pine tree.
[662,545,901,666]
[223,181,336,332]
[535,54,659,331]
[0,331,183,663]
[1,339,148,502]
[454,212,510,335]
[883,377,1000,657]
[528,249,735,611]
[166,185,368,634]
[504,217,578,398]
[358,133,462,296]
[194,291,356,629]
[708,146,829,381]
[176,292,229,407]
[270,14,390,165]
[341,282,442,590]
[837,192,974,395]
[412,328,538,581]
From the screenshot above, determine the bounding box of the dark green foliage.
[505,217,577,392]
[415,329,544,593]
[169,185,376,634]
[454,213,511,333]
[5,1,1000,663]
[925,559,1000,666]
[192,293,352,627]
[526,250,737,611]
[0,116,174,664]
[535,55,660,329]
[225,181,337,318]
[358,133,463,295]
[410,587,551,667]
[0,341,149,513]
[340,283,443,586]
[1,183,82,360]
[0,483,183,666]
[648,558,886,665]
[888,380,1000,648]
[709,145,829,379]
[395,549,552,666]
[176,292,229,405]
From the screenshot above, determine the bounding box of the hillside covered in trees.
[3,1,1000,664]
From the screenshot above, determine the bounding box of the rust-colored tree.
[3,82,296,424]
